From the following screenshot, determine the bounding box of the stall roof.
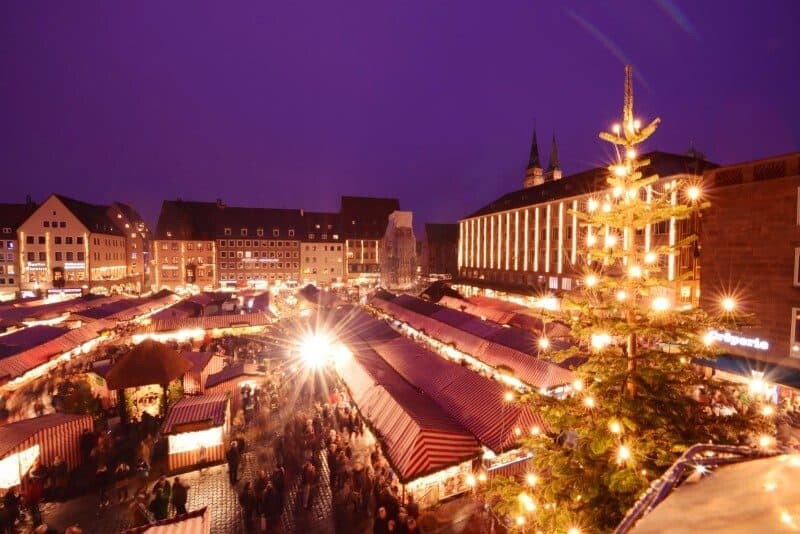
[105,340,193,390]
[149,312,273,333]
[162,393,229,434]
[0,413,91,458]
[121,507,210,534]
[182,352,215,373]
[0,325,68,359]
[205,363,261,389]
[338,341,481,482]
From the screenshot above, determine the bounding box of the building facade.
[300,211,344,287]
[421,223,458,279]
[458,134,712,304]
[0,198,37,300]
[699,152,800,369]
[381,211,417,289]
[108,202,151,293]
[340,196,400,285]
[17,194,140,295]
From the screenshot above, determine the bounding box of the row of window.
[92,237,122,247]
[224,228,295,238]
[220,250,299,259]
[304,245,343,252]
[26,251,86,262]
[0,241,15,249]
[218,240,298,248]
[0,253,12,262]
[218,262,300,270]
[0,265,15,275]
[25,235,88,245]
[0,278,15,285]
[42,220,67,228]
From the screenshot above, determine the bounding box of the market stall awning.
[106,340,193,389]
[204,363,261,389]
[0,413,93,470]
[337,343,482,483]
[162,393,229,434]
[121,506,210,534]
[149,312,273,333]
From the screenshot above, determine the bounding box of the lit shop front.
[162,393,230,472]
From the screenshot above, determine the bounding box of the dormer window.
[288,229,295,237]
[273,229,279,237]
[240,228,248,236]
[224,227,232,236]
[308,233,315,240]
[315,224,320,229]
[257,228,264,237]
[166,231,172,238]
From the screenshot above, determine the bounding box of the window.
[77,251,84,261]
[38,252,45,261]
[321,234,327,240]
[55,251,62,261]
[224,227,232,236]
[59,221,66,228]
[549,277,559,289]
[43,221,50,228]
[241,228,248,236]
[273,229,279,237]
[65,251,73,261]
[245,240,251,247]
[257,228,264,237]
[77,236,84,244]
[51,221,57,228]
[187,243,194,251]
[561,277,572,290]
[27,252,34,261]
[654,220,669,235]
[333,234,339,240]
[288,229,295,237]
[221,251,227,258]
[308,233,315,240]
[26,236,34,244]
[794,248,800,287]
[65,236,73,244]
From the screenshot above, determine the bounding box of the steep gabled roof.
[0,202,37,231]
[340,196,400,239]
[465,151,717,219]
[53,194,123,235]
[154,200,218,240]
[301,211,341,240]
[213,206,302,238]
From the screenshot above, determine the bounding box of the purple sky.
[1,1,798,234]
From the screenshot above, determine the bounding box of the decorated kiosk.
[161,393,230,472]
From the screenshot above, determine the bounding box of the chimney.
[300,208,304,217]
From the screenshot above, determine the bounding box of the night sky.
[1,1,798,234]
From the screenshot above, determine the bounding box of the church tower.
[522,129,545,188]
[546,134,562,181]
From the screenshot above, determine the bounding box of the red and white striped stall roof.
[148,312,272,333]
[337,344,481,483]
[121,506,210,534]
[162,393,229,434]
[0,413,93,470]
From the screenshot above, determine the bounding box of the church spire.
[527,128,541,169]
[548,134,560,171]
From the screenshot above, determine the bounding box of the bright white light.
[588,198,599,212]
[504,391,515,402]
[703,331,715,346]
[612,124,621,135]
[530,426,541,436]
[602,202,612,213]
[626,148,636,160]
[585,274,598,287]
[644,252,657,264]
[613,166,627,178]
[466,474,476,487]
[604,234,617,248]
[758,435,775,449]
[651,297,670,312]
[617,445,631,462]
[583,396,596,408]
[633,119,641,130]
[687,186,701,201]
[721,297,736,312]
[591,333,612,350]
[526,473,538,486]
[613,184,624,196]
[616,290,627,302]
[609,421,622,434]
[694,464,708,475]
[568,528,582,534]
[538,337,550,350]
[299,332,332,368]
[587,234,597,246]
[762,405,775,417]
[629,265,642,278]
[516,515,525,526]
[572,379,584,392]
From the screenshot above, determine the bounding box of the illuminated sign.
[26,262,46,270]
[708,330,769,351]
[64,262,86,270]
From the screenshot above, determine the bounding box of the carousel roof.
[105,340,192,389]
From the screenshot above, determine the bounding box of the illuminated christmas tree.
[484,66,774,533]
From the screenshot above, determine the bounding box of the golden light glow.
[516,515,525,526]
[694,464,708,475]
[613,184,624,196]
[169,426,223,454]
[609,420,622,434]
[602,202,612,213]
[572,379,584,391]
[504,391,515,402]
[585,274,598,287]
[651,296,670,312]
[584,396,596,408]
[626,148,636,159]
[721,297,736,312]
[628,265,642,278]
[633,119,641,130]
[526,473,538,486]
[538,337,550,350]
[568,528,582,534]
[514,427,522,436]
[617,444,631,463]
[761,405,775,416]
[612,124,621,135]
[687,186,701,201]
[587,234,597,246]
[644,251,657,264]
[477,472,487,483]
[616,290,627,301]
[591,333,612,350]
[588,198,599,212]
[763,481,777,492]
[703,331,715,346]
[758,435,775,449]
[604,234,617,248]
[530,426,541,436]
[466,474,477,487]
[613,166,627,178]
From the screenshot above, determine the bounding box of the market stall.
[161,394,230,472]
[0,413,92,489]
[203,363,263,415]
[181,352,226,395]
[105,340,193,421]
[121,506,210,534]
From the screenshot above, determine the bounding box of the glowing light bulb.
[588,198,599,212]
[466,474,477,487]
[604,234,617,248]
[687,186,701,201]
[514,427,522,436]
[695,464,708,475]
[478,472,487,483]
[613,166,627,178]
[644,252,657,264]
[587,234,597,246]
[627,188,637,199]
[721,297,736,312]
[568,528,581,534]
[538,337,550,350]
[584,396,596,408]
[616,290,627,301]
[758,435,775,449]
[602,202,612,213]
[612,124,621,135]
[585,274,598,287]
[626,148,636,159]
[609,420,622,434]
[634,119,641,130]
[762,405,775,416]
[651,296,670,312]
[613,185,624,196]
[524,500,536,512]
[530,426,540,436]
[526,473,538,486]
[629,265,642,278]
[504,391,514,402]
[572,379,584,392]
[591,333,612,350]
[703,331,715,346]
[516,515,525,526]
[617,444,631,462]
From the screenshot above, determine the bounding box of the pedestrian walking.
[171,477,189,516]
[114,461,131,503]
[238,482,256,532]
[226,442,241,484]
[301,461,316,510]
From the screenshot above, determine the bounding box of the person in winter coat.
[238,482,256,531]
[226,442,241,484]
[301,461,316,509]
[148,487,169,521]
[261,482,282,531]
[171,477,189,516]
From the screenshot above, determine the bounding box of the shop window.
[549,276,559,289]
[561,277,572,290]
